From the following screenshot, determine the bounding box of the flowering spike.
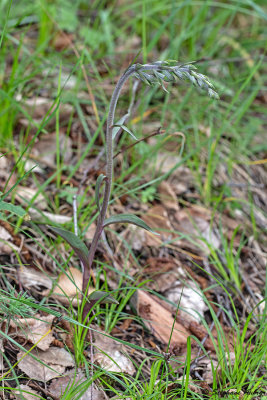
[132,60,219,99]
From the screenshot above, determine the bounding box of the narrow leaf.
[88,290,119,305]
[48,226,89,269]
[103,213,159,235]
[95,174,107,211]
[112,124,137,141]
[0,200,27,218]
[112,115,128,139]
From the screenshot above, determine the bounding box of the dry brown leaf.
[94,331,135,375]
[85,222,96,241]
[44,267,93,306]
[52,267,82,297]
[17,346,74,382]
[52,32,74,51]
[49,369,105,399]
[137,290,189,346]
[14,384,39,400]
[10,314,54,351]
[19,266,53,291]
[158,181,179,211]
[142,205,173,246]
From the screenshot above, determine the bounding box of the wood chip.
[137,290,189,346]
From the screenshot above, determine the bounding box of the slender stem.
[81,60,218,297]
[82,65,136,294]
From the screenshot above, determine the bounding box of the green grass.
[0,0,266,398]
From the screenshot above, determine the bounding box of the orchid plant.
[49,59,219,320]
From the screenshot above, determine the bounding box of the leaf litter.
[1,13,266,400]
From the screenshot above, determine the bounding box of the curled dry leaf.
[49,369,105,400]
[17,346,74,382]
[14,384,39,400]
[94,330,135,375]
[9,314,54,351]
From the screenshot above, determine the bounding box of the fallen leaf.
[166,282,208,323]
[0,226,20,254]
[28,208,72,223]
[94,330,135,375]
[49,369,105,399]
[85,222,96,241]
[200,356,219,384]
[125,224,146,251]
[44,267,93,306]
[9,314,54,351]
[173,207,220,255]
[32,132,72,167]
[15,186,47,210]
[137,290,189,346]
[14,384,39,400]
[52,32,74,51]
[142,205,174,246]
[17,346,74,382]
[158,181,179,211]
[19,266,53,291]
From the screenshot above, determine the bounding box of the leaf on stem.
[95,174,107,212]
[103,213,159,235]
[88,290,118,304]
[112,124,137,140]
[48,226,89,269]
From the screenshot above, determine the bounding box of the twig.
[113,127,165,160]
